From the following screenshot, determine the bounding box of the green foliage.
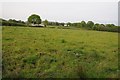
[93,23,118,32]
[0,18,26,26]
[46,20,118,33]
[87,21,94,29]
[28,14,41,24]
[93,23,99,30]
[43,19,48,27]
[81,21,86,27]
[1,17,118,32]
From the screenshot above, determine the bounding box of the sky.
[1,0,119,25]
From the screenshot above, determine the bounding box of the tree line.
[0,18,26,26]
[0,14,119,32]
[27,14,119,32]
[65,21,119,32]
[43,20,119,32]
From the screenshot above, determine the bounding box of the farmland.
[2,26,118,78]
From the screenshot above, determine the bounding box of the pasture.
[2,26,118,78]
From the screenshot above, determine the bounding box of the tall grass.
[2,26,118,78]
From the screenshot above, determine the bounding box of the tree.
[93,23,99,30]
[60,23,65,26]
[106,24,115,28]
[98,24,107,31]
[87,21,94,29]
[55,22,59,26]
[76,22,81,28]
[81,21,86,27]
[106,24,117,32]
[43,19,48,27]
[28,14,41,25]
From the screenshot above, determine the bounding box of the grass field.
[2,26,118,78]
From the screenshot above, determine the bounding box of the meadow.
[2,26,118,78]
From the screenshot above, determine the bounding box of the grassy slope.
[2,26,118,78]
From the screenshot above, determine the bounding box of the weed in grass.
[74,65,87,78]
[50,58,57,63]
[23,55,39,64]
[90,50,105,61]
[61,39,66,43]
[48,49,58,54]
[4,38,14,41]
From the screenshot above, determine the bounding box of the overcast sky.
[1,1,119,25]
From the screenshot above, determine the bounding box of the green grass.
[2,26,118,78]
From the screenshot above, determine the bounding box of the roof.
[31,23,44,27]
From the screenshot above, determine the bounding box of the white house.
[31,23,45,27]
[64,24,67,27]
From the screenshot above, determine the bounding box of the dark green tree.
[60,23,65,26]
[28,14,41,25]
[87,21,94,29]
[77,22,81,27]
[106,24,115,28]
[43,19,48,27]
[93,23,99,30]
[81,21,86,27]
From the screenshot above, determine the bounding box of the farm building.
[64,24,67,27]
[30,23,45,27]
